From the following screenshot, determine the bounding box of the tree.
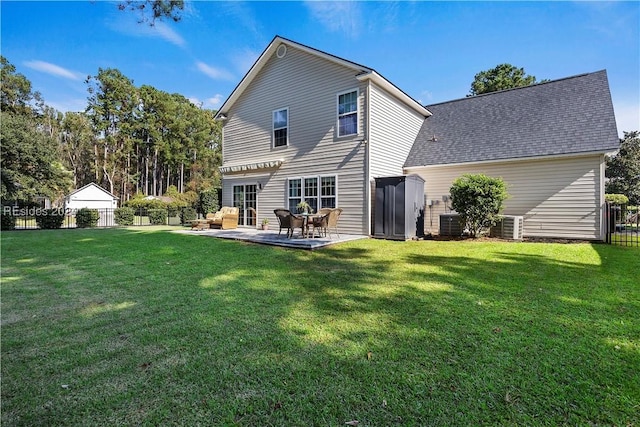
[469,64,542,96]
[606,131,640,205]
[118,0,184,25]
[1,112,72,204]
[450,174,509,238]
[1,56,35,115]
[0,57,72,204]
[86,68,138,196]
[60,112,97,188]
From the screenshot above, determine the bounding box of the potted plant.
[296,201,313,214]
[261,218,269,230]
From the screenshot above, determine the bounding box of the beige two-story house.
[215,36,619,240]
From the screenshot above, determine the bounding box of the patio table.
[299,213,322,238]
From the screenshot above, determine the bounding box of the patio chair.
[274,209,305,238]
[309,211,330,238]
[326,208,343,238]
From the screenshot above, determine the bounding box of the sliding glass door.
[233,184,257,226]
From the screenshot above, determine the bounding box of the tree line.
[1,56,222,207]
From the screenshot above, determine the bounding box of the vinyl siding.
[369,83,425,178]
[367,83,426,235]
[221,44,368,234]
[405,155,605,240]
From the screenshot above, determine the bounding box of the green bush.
[114,207,135,226]
[198,187,220,215]
[148,209,167,225]
[605,194,629,205]
[35,209,65,229]
[1,211,16,230]
[180,207,197,224]
[124,197,166,210]
[450,174,509,238]
[75,208,100,228]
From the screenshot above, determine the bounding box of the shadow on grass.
[1,228,638,425]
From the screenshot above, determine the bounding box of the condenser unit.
[439,213,463,236]
[490,215,524,240]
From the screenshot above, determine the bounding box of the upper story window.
[273,107,289,147]
[337,89,358,137]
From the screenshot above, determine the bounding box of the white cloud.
[107,15,185,48]
[189,94,224,110]
[231,48,261,75]
[417,89,434,105]
[305,1,362,38]
[152,21,186,47]
[23,60,83,81]
[196,61,234,81]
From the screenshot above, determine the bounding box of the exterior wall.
[367,82,425,234]
[65,184,118,210]
[405,154,605,240]
[368,82,425,178]
[221,44,368,234]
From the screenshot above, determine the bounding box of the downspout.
[599,154,606,241]
[365,79,372,236]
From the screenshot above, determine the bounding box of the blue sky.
[2,1,638,136]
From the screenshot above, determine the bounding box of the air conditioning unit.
[439,213,463,236]
[490,215,524,240]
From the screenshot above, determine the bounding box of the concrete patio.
[177,227,368,249]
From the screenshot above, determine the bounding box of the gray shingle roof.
[405,70,619,167]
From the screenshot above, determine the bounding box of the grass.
[1,227,638,426]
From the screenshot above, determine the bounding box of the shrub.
[124,197,165,210]
[605,194,629,205]
[1,211,16,230]
[198,187,220,215]
[75,208,100,228]
[35,209,65,229]
[450,174,509,238]
[114,207,135,226]
[148,209,167,225]
[180,207,197,224]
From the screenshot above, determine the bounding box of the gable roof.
[405,70,619,168]
[214,35,431,119]
[66,182,118,200]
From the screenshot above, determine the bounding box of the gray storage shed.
[374,175,425,240]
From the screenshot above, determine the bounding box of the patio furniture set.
[190,206,342,239]
[273,208,343,239]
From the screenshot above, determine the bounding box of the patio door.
[233,184,257,227]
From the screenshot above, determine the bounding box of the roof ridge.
[426,70,607,108]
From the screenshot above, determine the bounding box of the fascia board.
[404,150,611,171]
[357,71,432,118]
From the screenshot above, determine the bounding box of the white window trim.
[272,107,289,148]
[336,88,359,138]
[287,175,338,211]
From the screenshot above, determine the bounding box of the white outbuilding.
[65,183,118,211]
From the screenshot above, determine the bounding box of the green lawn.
[1,227,638,426]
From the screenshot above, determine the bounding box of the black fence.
[6,208,190,230]
[604,203,639,247]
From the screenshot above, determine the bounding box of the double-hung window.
[273,107,288,147]
[288,175,337,213]
[337,89,358,137]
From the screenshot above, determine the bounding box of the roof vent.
[276,44,287,58]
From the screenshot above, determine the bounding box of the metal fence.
[604,203,639,247]
[8,208,188,230]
